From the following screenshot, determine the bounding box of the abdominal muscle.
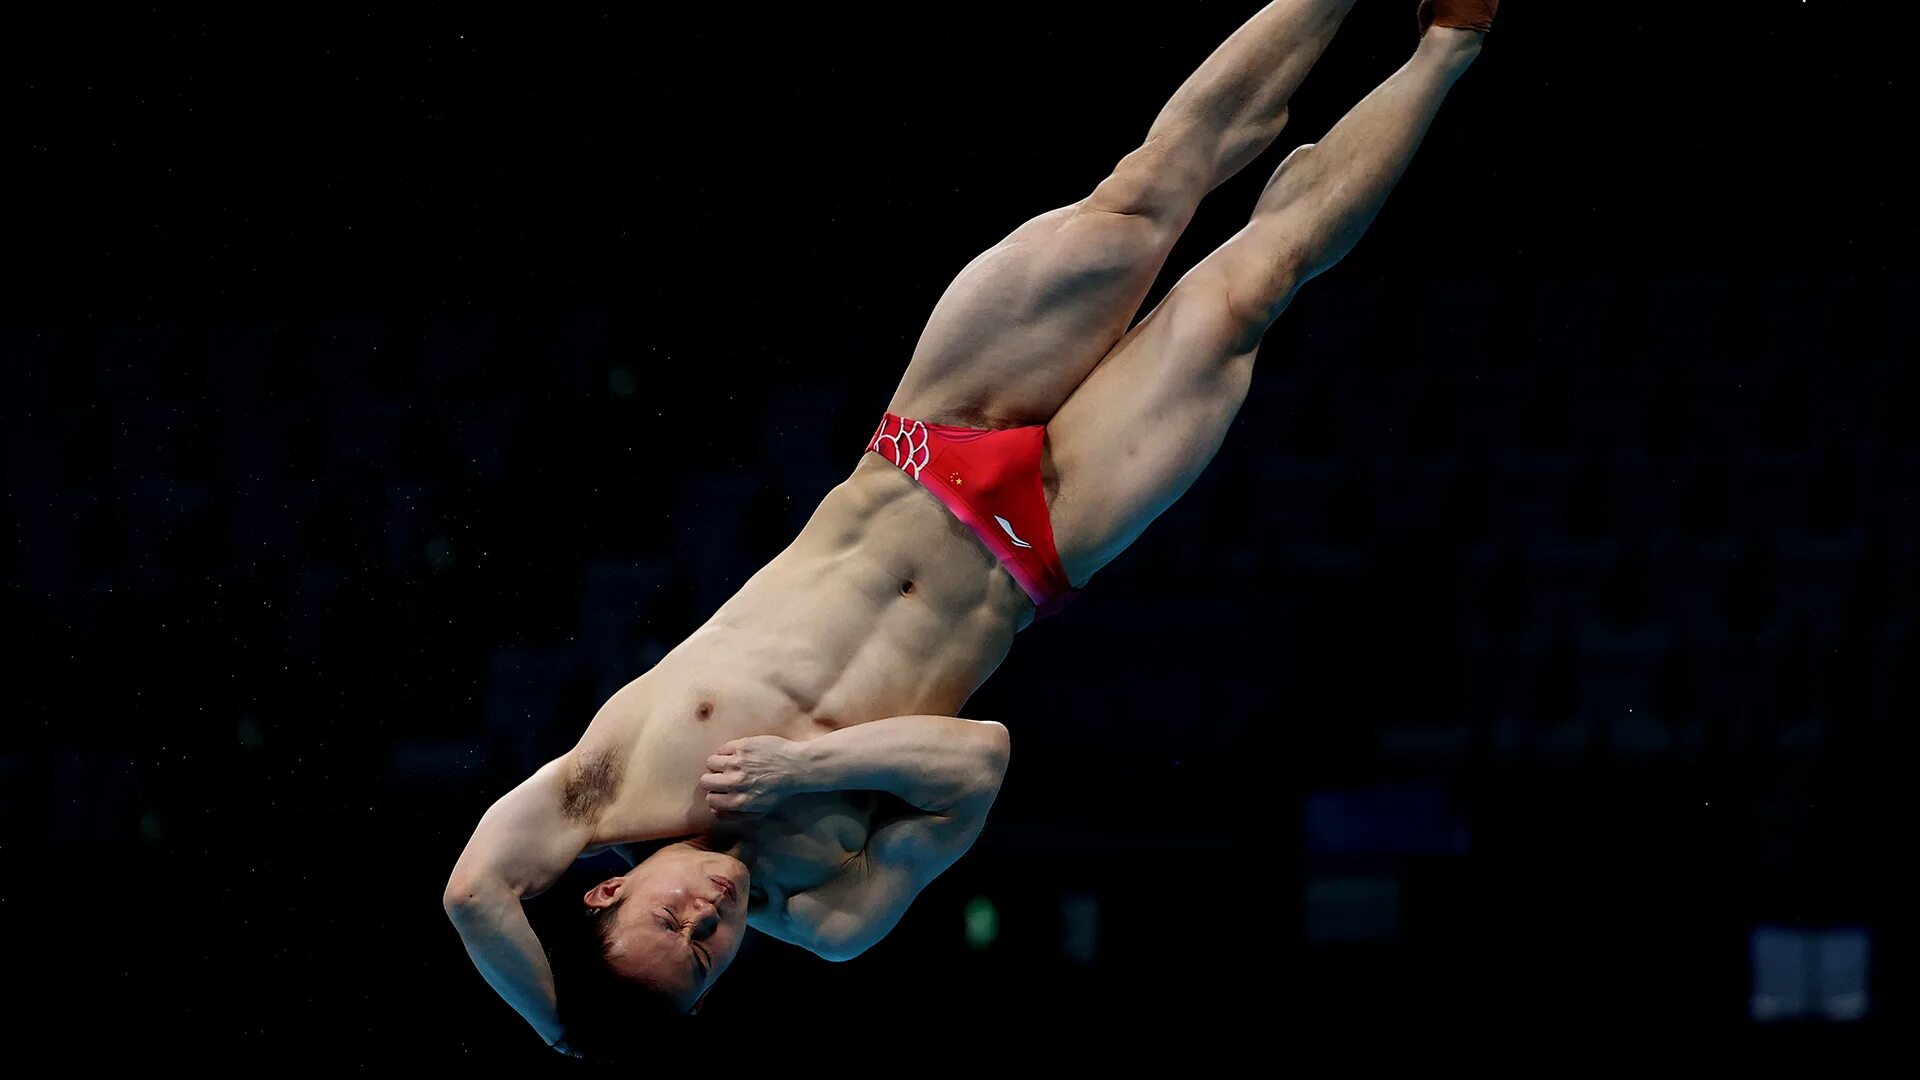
[576,455,1032,867]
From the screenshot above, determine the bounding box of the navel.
[695,700,714,721]
[899,579,916,597]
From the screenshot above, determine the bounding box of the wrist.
[793,739,834,793]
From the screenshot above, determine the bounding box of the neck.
[683,832,758,865]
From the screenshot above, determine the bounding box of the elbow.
[441,871,489,918]
[810,935,866,964]
[976,721,1011,788]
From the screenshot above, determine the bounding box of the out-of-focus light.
[1815,929,1870,1022]
[1751,927,1809,1021]
[1752,925,1870,1022]
[1061,893,1100,965]
[1305,874,1400,944]
[1304,784,1468,857]
[964,896,999,950]
[609,366,638,398]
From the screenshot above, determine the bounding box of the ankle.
[1417,25,1485,65]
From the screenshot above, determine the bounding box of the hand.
[699,735,809,817]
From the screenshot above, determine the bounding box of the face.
[584,841,751,1012]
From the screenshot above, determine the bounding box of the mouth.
[709,875,738,904]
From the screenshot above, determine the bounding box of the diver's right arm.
[442,756,597,1054]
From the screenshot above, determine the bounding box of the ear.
[582,876,624,909]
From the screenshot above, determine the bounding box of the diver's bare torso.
[572,452,1041,911]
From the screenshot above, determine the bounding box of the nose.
[691,902,722,938]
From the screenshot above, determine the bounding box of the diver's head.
[545,841,751,1058]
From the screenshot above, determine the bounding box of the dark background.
[5,0,1911,1062]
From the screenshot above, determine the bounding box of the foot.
[1417,0,1499,36]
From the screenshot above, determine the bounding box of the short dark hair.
[544,894,699,1063]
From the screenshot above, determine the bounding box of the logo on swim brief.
[994,515,1034,549]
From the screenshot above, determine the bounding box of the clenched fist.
[699,735,811,817]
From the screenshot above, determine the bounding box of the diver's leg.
[1046,24,1490,582]
[887,0,1359,428]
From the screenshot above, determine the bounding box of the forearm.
[443,887,565,1048]
[1147,0,1357,188]
[795,715,1009,813]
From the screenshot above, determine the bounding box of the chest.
[588,678,837,840]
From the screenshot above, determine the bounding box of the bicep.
[781,853,923,963]
[445,756,597,904]
[782,793,998,961]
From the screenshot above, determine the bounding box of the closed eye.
[660,908,712,975]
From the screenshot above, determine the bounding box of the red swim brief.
[865,412,1082,619]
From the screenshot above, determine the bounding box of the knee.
[1087,138,1206,224]
[1217,105,1292,181]
[1221,239,1307,340]
[1257,143,1317,205]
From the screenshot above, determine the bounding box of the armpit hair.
[561,747,622,822]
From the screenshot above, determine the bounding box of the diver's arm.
[700,716,1010,816]
[442,755,597,1052]
[772,777,1002,961]
[727,722,1009,961]
[443,888,569,1050]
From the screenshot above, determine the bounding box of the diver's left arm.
[699,715,1010,816]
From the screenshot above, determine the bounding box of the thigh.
[887,197,1184,428]
[1044,259,1284,586]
